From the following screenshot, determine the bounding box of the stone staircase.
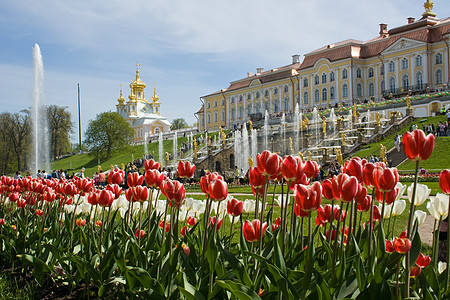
[386,143,407,167]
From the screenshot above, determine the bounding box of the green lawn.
[353,115,447,159]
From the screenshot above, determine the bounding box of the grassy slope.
[397,136,450,171]
[353,115,446,159]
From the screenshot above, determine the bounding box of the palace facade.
[197,1,450,131]
[116,66,171,143]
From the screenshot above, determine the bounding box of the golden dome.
[130,64,146,89]
[117,86,126,104]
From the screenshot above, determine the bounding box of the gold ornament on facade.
[375,112,382,126]
[289,137,293,152]
[341,132,347,146]
[308,151,312,161]
[380,144,387,164]
[336,148,343,166]
[121,163,125,170]
[194,140,198,159]
[423,0,436,17]
[249,121,253,130]
[322,116,327,133]
[298,151,304,162]
[352,107,357,117]
[248,157,254,168]
[165,152,170,164]
[406,97,412,109]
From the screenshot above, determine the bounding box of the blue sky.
[1,0,449,141]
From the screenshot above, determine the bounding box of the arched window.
[330,71,335,82]
[356,68,362,78]
[214,111,218,122]
[314,89,320,103]
[207,112,211,123]
[322,88,327,101]
[264,89,269,97]
[264,101,269,112]
[402,74,409,89]
[314,75,319,85]
[380,65,384,75]
[214,100,217,107]
[231,108,235,120]
[274,100,279,112]
[247,104,252,116]
[207,102,211,109]
[342,69,348,79]
[416,72,423,88]
[154,127,160,134]
[357,83,362,97]
[303,78,309,88]
[401,58,409,70]
[435,52,443,65]
[368,68,374,78]
[381,80,385,92]
[389,61,395,72]
[256,103,261,113]
[231,97,235,103]
[303,91,309,105]
[283,98,289,111]
[283,85,289,93]
[221,110,225,121]
[330,86,335,100]
[239,105,244,118]
[322,73,327,83]
[436,69,443,84]
[389,77,396,91]
[247,94,251,100]
[274,87,278,94]
[256,91,260,98]
[342,84,348,98]
[416,55,422,67]
[239,95,243,102]
[368,83,374,97]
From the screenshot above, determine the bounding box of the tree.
[47,105,74,160]
[170,118,188,130]
[0,111,31,171]
[84,111,134,159]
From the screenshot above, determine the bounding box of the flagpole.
[78,83,82,153]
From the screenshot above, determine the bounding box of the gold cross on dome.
[136,62,140,69]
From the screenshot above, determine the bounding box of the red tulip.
[161,179,185,208]
[386,240,395,253]
[362,163,376,187]
[322,179,334,200]
[144,159,159,172]
[294,182,322,212]
[227,198,243,217]
[180,225,188,237]
[133,186,149,202]
[181,243,190,256]
[200,172,223,196]
[303,160,320,179]
[159,220,170,232]
[252,186,265,197]
[208,216,223,230]
[35,209,44,217]
[125,188,134,202]
[243,219,268,243]
[98,190,114,207]
[331,173,359,202]
[290,173,309,190]
[8,192,20,203]
[76,219,86,227]
[256,150,282,177]
[0,218,5,226]
[106,184,122,199]
[248,167,265,188]
[96,220,102,227]
[43,190,56,202]
[74,178,93,194]
[403,129,435,161]
[373,166,399,192]
[373,205,381,222]
[294,201,309,217]
[177,161,196,178]
[416,253,431,268]
[64,183,78,197]
[357,195,372,212]
[135,229,145,238]
[410,266,422,278]
[343,157,364,183]
[281,155,303,182]
[439,169,450,195]
[375,188,398,204]
[127,172,144,188]
[186,216,197,226]
[272,217,281,231]
[145,169,165,189]
[16,199,27,208]
[394,237,412,254]
[208,178,228,201]
[356,184,367,203]
[316,204,333,226]
[109,168,125,185]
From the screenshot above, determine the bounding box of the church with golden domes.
[116,65,171,143]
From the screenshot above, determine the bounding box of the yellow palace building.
[197,1,450,131]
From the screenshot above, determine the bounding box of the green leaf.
[17,254,52,285]
[124,266,153,290]
[273,231,286,274]
[222,247,253,287]
[408,229,421,268]
[336,275,358,299]
[216,280,261,300]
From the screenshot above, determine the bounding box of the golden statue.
[121,163,125,170]
[322,116,327,133]
[298,151,304,161]
[194,140,198,159]
[406,97,412,109]
[97,165,102,172]
[110,164,114,171]
[165,152,170,163]
[249,121,253,130]
[335,148,343,166]
[308,151,312,161]
[380,144,387,164]
[352,107,357,117]
[302,117,309,130]
[423,0,436,17]
[289,137,293,152]
[248,157,254,168]
[341,132,347,146]
[375,112,382,126]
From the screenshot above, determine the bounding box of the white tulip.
[391,200,406,216]
[427,193,449,221]
[243,199,256,213]
[155,200,167,214]
[76,202,92,215]
[192,200,206,215]
[119,207,127,219]
[407,183,431,206]
[395,182,407,201]
[64,204,75,214]
[178,206,188,221]
[438,262,447,274]
[184,198,194,211]
[275,194,290,207]
[379,204,392,219]
[414,210,427,226]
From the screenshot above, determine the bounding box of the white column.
[423,51,429,87]
[374,64,379,99]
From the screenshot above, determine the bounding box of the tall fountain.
[264,110,269,151]
[294,103,300,154]
[312,107,319,145]
[280,113,286,155]
[158,132,164,166]
[251,129,257,164]
[31,44,50,176]
[242,126,249,172]
[299,111,303,151]
[233,130,241,169]
[330,108,336,137]
[173,132,178,163]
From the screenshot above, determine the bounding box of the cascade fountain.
[330,108,336,137]
[233,130,241,169]
[189,132,194,151]
[280,113,286,155]
[242,126,250,172]
[159,132,164,166]
[31,44,50,176]
[251,129,257,164]
[299,111,303,151]
[173,132,178,164]
[264,110,269,151]
[312,107,319,145]
[294,103,300,154]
